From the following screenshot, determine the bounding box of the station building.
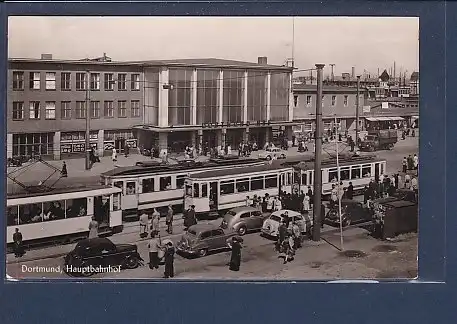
[7,56,294,160]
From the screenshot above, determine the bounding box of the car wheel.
[280,154,286,159]
[80,262,95,277]
[238,226,247,236]
[198,248,208,257]
[123,255,140,269]
[266,155,271,160]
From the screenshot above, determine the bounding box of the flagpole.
[335,115,344,250]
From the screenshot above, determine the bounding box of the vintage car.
[220,206,269,235]
[63,237,143,277]
[176,224,237,257]
[258,147,287,160]
[261,209,313,238]
[324,200,372,227]
[369,189,417,210]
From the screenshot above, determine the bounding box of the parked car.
[176,224,237,257]
[261,210,313,238]
[220,206,269,235]
[369,189,417,210]
[63,237,143,277]
[324,200,372,227]
[258,147,286,160]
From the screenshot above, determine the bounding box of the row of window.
[12,100,140,120]
[115,175,187,195]
[220,174,280,196]
[294,95,352,108]
[12,71,141,91]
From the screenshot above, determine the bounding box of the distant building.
[410,71,419,95]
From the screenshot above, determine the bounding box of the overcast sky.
[8,16,419,77]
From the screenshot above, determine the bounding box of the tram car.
[100,157,265,221]
[184,163,295,218]
[292,155,387,196]
[6,185,123,249]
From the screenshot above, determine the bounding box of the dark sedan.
[324,200,372,227]
[64,238,143,277]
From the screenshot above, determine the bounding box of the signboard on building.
[363,106,371,113]
[381,102,389,109]
[201,120,271,128]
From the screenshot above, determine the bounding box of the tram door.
[94,195,110,225]
[374,163,380,182]
[209,182,218,210]
[120,180,139,211]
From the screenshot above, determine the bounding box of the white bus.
[6,185,123,248]
[184,163,294,218]
[101,158,264,221]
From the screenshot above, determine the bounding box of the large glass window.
[270,72,290,121]
[220,180,235,195]
[247,71,267,121]
[144,69,159,125]
[236,178,250,193]
[169,69,192,126]
[251,176,264,191]
[12,133,54,157]
[197,69,219,124]
[142,178,155,193]
[222,70,243,123]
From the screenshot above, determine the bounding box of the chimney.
[351,67,355,78]
[258,56,268,65]
[41,53,52,60]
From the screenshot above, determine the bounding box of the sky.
[8,16,419,78]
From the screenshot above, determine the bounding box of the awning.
[365,117,379,122]
[387,116,405,121]
[411,115,419,120]
[365,116,405,122]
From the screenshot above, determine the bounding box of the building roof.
[379,70,390,82]
[363,105,419,117]
[410,71,419,81]
[9,57,292,71]
[293,84,366,94]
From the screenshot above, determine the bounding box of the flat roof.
[7,184,120,200]
[190,162,291,179]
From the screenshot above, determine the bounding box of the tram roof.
[291,155,385,171]
[7,184,120,201]
[190,162,292,180]
[101,157,263,177]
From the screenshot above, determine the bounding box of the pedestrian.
[112,148,117,162]
[411,177,418,195]
[266,195,273,212]
[394,173,400,189]
[124,144,130,158]
[413,154,419,171]
[139,211,149,238]
[346,182,354,200]
[292,221,301,248]
[320,202,326,228]
[407,155,413,170]
[402,157,407,173]
[363,185,370,208]
[88,217,99,239]
[184,205,197,230]
[61,161,68,177]
[274,197,282,211]
[283,211,290,228]
[330,184,338,209]
[245,196,251,207]
[151,208,160,236]
[277,221,287,252]
[163,242,175,278]
[148,232,161,270]
[404,173,411,189]
[284,235,295,264]
[162,151,168,164]
[229,237,242,271]
[166,205,174,234]
[303,194,310,213]
[13,228,25,258]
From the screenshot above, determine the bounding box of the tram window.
[220,181,235,195]
[193,183,200,197]
[176,175,186,189]
[126,182,136,195]
[328,169,338,182]
[265,175,278,188]
[251,176,264,191]
[340,168,350,181]
[7,206,19,226]
[362,165,372,178]
[19,203,43,224]
[113,193,121,211]
[236,178,250,193]
[185,184,192,196]
[114,181,123,190]
[160,176,172,191]
[142,178,155,193]
[202,184,208,197]
[42,200,65,221]
[65,198,87,218]
[287,172,292,185]
[351,167,361,179]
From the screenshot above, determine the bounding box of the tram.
[6,185,123,248]
[100,157,265,220]
[184,163,295,217]
[292,155,388,196]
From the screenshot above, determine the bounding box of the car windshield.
[187,229,197,236]
[225,210,237,217]
[366,135,375,141]
[270,215,282,222]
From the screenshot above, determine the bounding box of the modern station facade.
[7,56,294,159]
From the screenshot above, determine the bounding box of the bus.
[100,157,265,221]
[6,185,123,248]
[184,163,294,218]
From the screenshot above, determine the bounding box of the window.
[362,164,372,178]
[76,73,86,90]
[331,95,336,106]
[340,167,350,181]
[306,95,311,106]
[270,72,290,121]
[176,175,186,189]
[131,100,140,117]
[90,73,100,90]
[223,70,244,123]
[196,69,219,124]
[118,101,127,117]
[114,181,123,189]
[45,102,56,119]
[13,71,24,90]
[65,198,88,218]
[265,175,278,188]
[185,184,192,196]
[168,69,192,125]
[104,73,114,90]
[220,180,235,195]
[212,229,224,236]
[328,169,338,182]
[126,182,136,195]
[45,72,56,90]
[293,95,298,107]
[7,207,19,226]
[236,178,250,193]
[160,176,172,191]
[131,74,140,90]
[76,101,86,119]
[61,101,71,119]
[251,176,264,191]
[29,72,40,90]
[113,193,121,211]
[104,101,114,118]
[29,101,40,119]
[12,133,54,157]
[200,231,211,240]
[142,178,155,193]
[351,166,361,179]
[12,102,24,120]
[90,101,100,118]
[240,212,250,219]
[118,73,127,90]
[18,203,43,224]
[247,71,267,121]
[61,72,71,90]
[344,95,348,106]
[202,183,208,197]
[193,183,200,197]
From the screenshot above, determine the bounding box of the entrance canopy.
[365,116,405,122]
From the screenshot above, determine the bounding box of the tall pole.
[356,75,361,145]
[330,64,335,81]
[85,70,91,170]
[335,115,344,250]
[312,64,325,241]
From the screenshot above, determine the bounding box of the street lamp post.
[85,70,91,170]
[334,115,344,250]
[356,75,361,146]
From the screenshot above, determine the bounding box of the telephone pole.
[330,64,335,81]
[85,70,91,170]
[312,64,325,241]
[356,75,361,145]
